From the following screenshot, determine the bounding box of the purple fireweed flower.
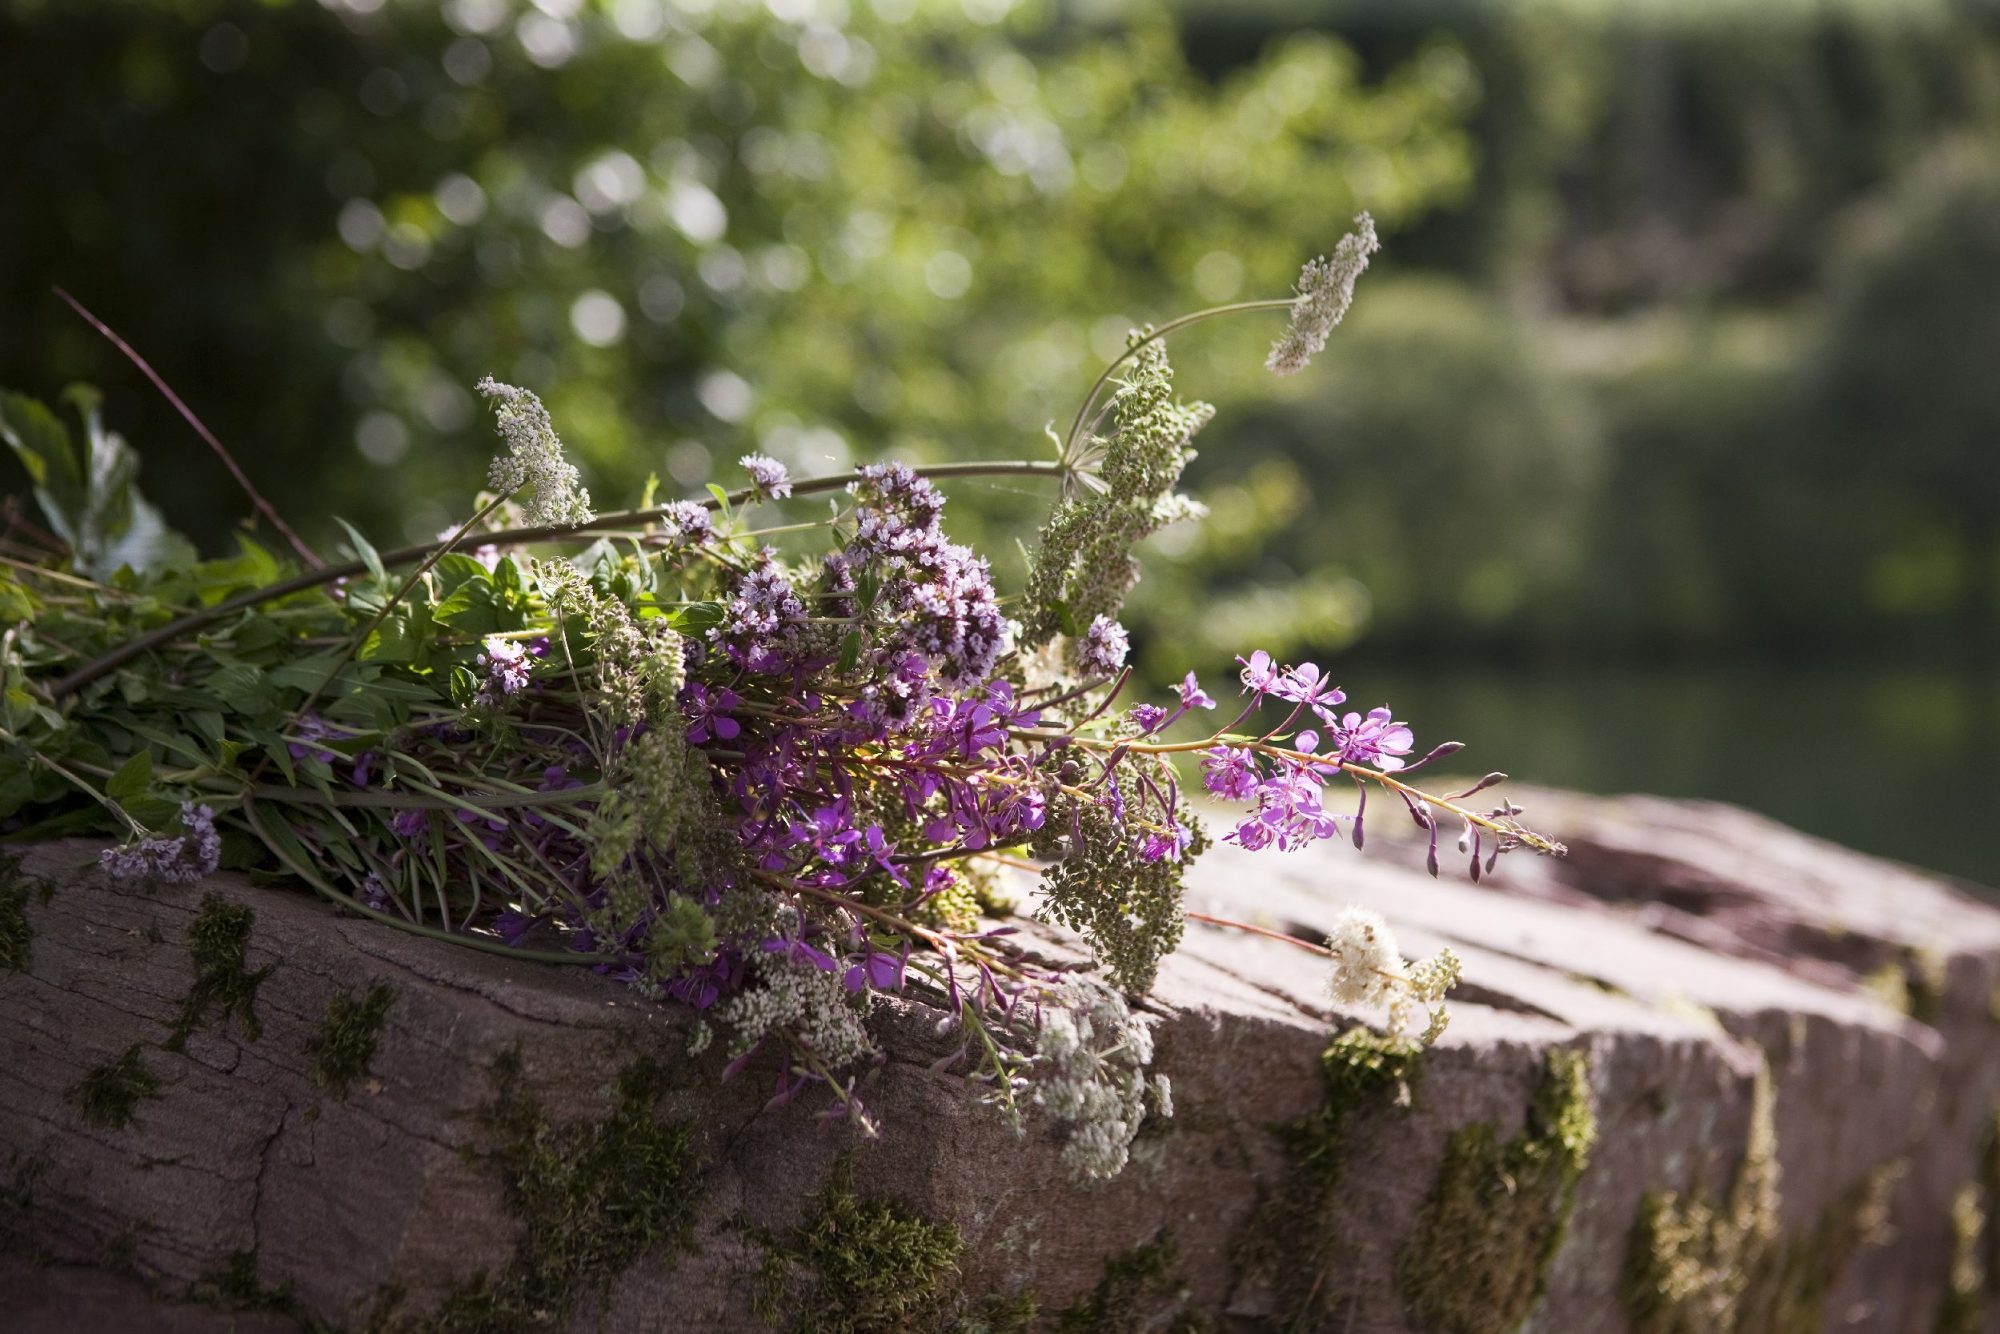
[761,935,840,972]
[1076,615,1129,679]
[684,682,743,744]
[1329,707,1415,771]
[1140,822,1194,864]
[1129,703,1168,733]
[493,909,542,947]
[361,871,391,911]
[1269,662,1345,711]
[1201,745,1260,800]
[390,808,428,839]
[351,751,377,787]
[843,947,908,993]
[1228,766,1341,852]
[454,807,509,834]
[1177,671,1216,711]
[1238,649,1281,695]
[739,452,793,500]
[287,713,342,765]
[665,953,745,1010]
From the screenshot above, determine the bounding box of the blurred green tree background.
[7,0,2000,880]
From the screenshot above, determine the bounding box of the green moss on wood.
[960,1292,1040,1333]
[398,1051,701,1333]
[191,1251,303,1319]
[167,893,270,1051]
[0,853,35,973]
[71,1043,161,1129]
[311,983,394,1097]
[1936,1184,1987,1334]
[1397,1047,1598,1334]
[753,1154,967,1333]
[1055,1232,1206,1334]
[1622,1060,1901,1334]
[1232,1027,1420,1330]
[1861,946,1948,1024]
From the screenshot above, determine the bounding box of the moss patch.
[71,1043,161,1129]
[1861,946,1948,1024]
[753,1154,968,1333]
[396,1051,700,1333]
[0,852,36,973]
[1936,1184,1987,1334]
[310,983,394,1098]
[1622,1060,1901,1334]
[1232,1027,1420,1329]
[189,1251,304,1320]
[167,893,270,1051]
[1397,1047,1598,1334]
[1055,1232,1206,1334]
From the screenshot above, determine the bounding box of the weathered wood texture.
[3,789,1997,1332]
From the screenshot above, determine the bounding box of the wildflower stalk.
[1061,297,1295,459]
[54,286,323,568]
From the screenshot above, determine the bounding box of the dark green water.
[1337,662,2000,893]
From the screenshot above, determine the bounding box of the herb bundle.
[1,220,1559,1178]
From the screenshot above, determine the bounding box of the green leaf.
[434,577,502,634]
[0,390,86,555]
[105,749,153,802]
[838,630,863,673]
[333,517,388,588]
[432,553,490,595]
[0,572,42,623]
[665,601,724,634]
[706,483,732,518]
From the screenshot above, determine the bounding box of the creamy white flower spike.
[1266,212,1380,377]
[1325,906,1406,1007]
[1325,905,1462,1046]
[476,377,594,527]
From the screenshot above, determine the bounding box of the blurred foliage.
[0,0,1473,558]
[1133,276,1598,671]
[9,0,2000,679]
[1809,141,2000,653]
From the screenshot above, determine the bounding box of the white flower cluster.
[99,801,221,884]
[716,955,876,1071]
[476,377,594,528]
[1266,212,1380,377]
[1325,905,1462,1046]
[1032,978,1172,1182]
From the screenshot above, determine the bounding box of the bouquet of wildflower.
[0,218,1559,1179]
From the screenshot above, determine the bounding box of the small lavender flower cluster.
[842,462,1008,694]
[739,452,792,500]
[99,802,220,883]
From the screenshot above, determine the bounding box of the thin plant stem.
[54,286,323,568]
[1062,298,1294,457]
[49,458,1067,698]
